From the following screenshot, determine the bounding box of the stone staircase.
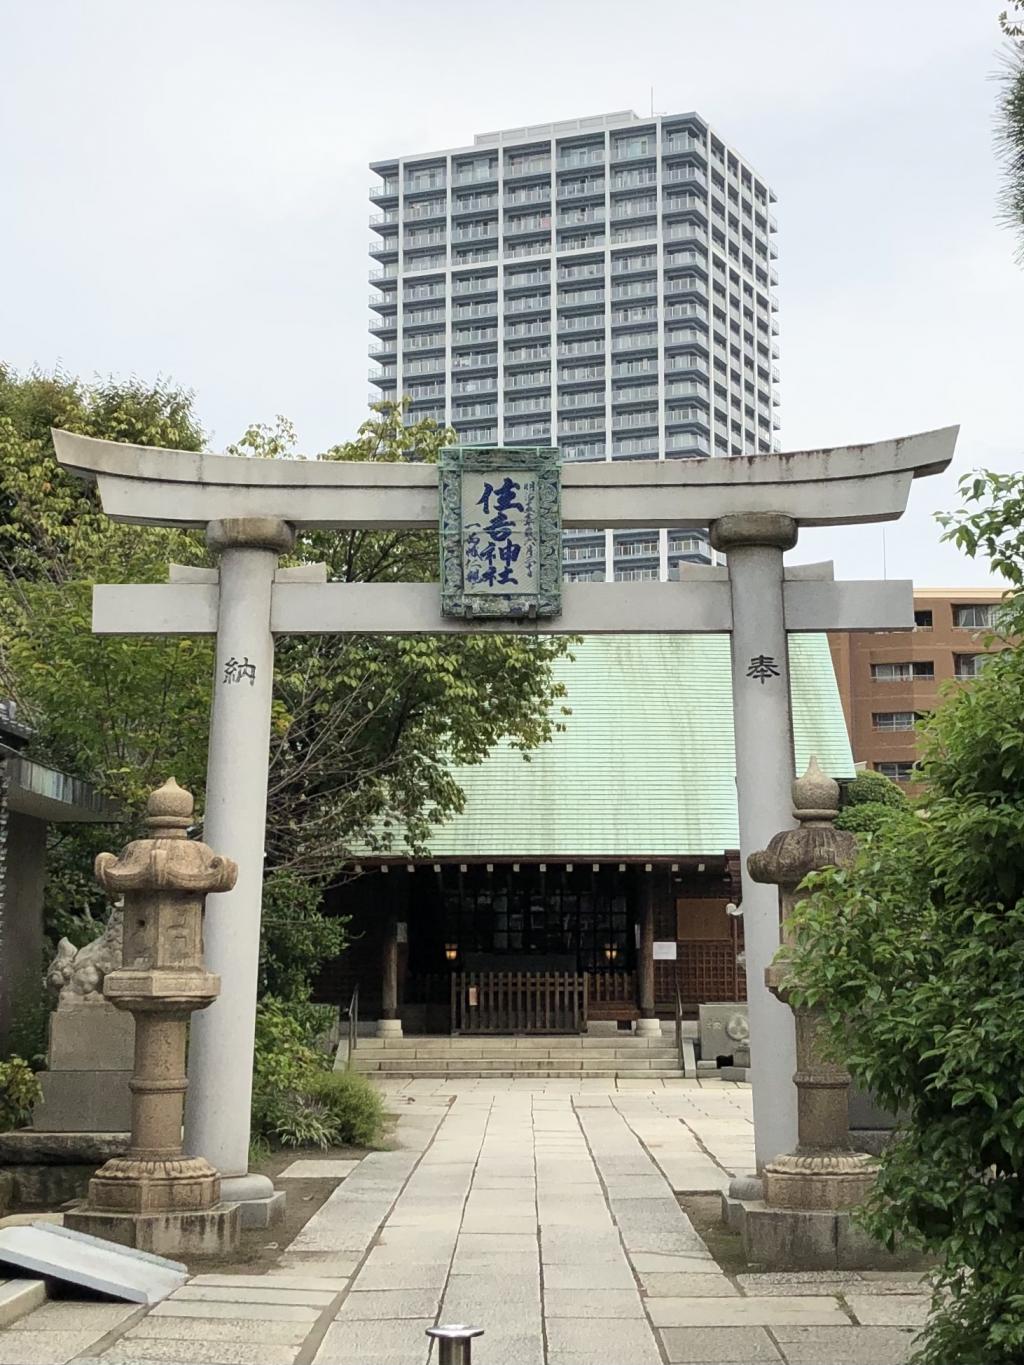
[349,1034,684,1079]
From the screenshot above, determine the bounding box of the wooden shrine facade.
[318,854,744,1034]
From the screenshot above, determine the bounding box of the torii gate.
[54,424,956,1224]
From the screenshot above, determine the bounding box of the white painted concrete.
[184,537,282,1187]
[722,539,799,1168]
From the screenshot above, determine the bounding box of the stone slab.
[189,1274,348,1291]
[0,1132,128,1165]
[64,1204,240,1258]
[641,1272,739,1296]
[125,1315,309,1344]
[7,1301,135,1333]
[150,1301,319,1323]
[100,1340,300,1364]
[32,1071,132,1134]
[544,1288,644,1319]
[846,1294,930,1327]
[313,1317,433,1365]
[277,1159,359,1180]
[545,1316,662,1365]
[542,1262,636,1290]
[0,1328,104,1364]
[0,1281,46,1329]
[658,1326,783,1363]
[335,1289,440,1320]
[171,1284,334,1307]
[647,1296,851,1328]
[46,1005,134,1071]
[0,1223,186,1304]
[236,1190,286,1231]
[771,1325,917,1364]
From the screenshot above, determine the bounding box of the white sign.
[653,941,678,961]
[460,471,539,596]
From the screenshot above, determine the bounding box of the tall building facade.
[368,109,780,578]
[828,589,1008,784]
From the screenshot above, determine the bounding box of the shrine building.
[320,632,852,1034]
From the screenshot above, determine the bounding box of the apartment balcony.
[665,304,709,327]
[369,267,397,284]
[453,403,498,421]
[453,327,498,345]
[453,302,498,321]
[451,353,498,372]
[369,211,399,228]
[664,225,707,246]
[558,232,607,252]
[559,388,604,410]
[663,167,707,190]
[505,296,550,316]
[666,354,710,378]
[611,169,657,192]
[453,248,498,265]
[611,305,658,327]
[369,292,398,310]
[611,440,659,457]
[611,333,657,353]
[453,167,498,188]
[369,182,398,201]
[505,372,550,392]
[452,224,498,243]
[369,366,396,385]
[402,232,445,252]
[505,322,550,340]
[505,241,552,259]
[404,177,446,196]
[505,345,551,365]
[612,411,658,431]
[559,313,603,335]
[369,312,398,335]
[557,178,605,200]
[404,200,448,223]
[505,398,551,418]
[404,357,447,377]
[663,134,706,155]
[557,149,605,171]
[504,158,552,179]
[610,254,657,275]
[558,364,605,386]
[452,381,498,401]
[452,276,498,296]
[557,209,605,228]
[451,195,499,215]
[406,383,446,401]
[504,269,550,291]
[558,417,606,435]
[558,288,604,311]
[505,215,553,235]
[614,540,659,558]
[403,254,446,272]
[403,307,446,329]
[504,189,550,209]
[665,379,709,401]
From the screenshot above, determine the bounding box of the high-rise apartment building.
[368,109,780,578]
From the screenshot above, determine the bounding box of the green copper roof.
[417,633,853,859]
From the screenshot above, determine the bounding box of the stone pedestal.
[377,1018,403,1039]
[734,758,886,1270]
[635,1018,661,1037]
[32,1005,133,1134]
[65,779,242,1258]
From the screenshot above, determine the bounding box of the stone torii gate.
[54,424,956,1224]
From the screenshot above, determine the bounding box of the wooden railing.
[451,971,587,1034]
[587,970,638,1019]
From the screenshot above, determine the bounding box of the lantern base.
[65,1202,240,1257]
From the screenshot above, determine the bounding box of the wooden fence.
[450,971,588,1034]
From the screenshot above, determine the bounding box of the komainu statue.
[46,905,124,1006]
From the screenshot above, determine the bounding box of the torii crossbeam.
[54,424,957,1221]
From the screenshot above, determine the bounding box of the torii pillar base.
[66,1203,241,1258]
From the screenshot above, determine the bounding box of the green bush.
[250,997,383,1152]
[304,1070,385,1147]
[786,471,1024,1364]
[0,1056,42,1130]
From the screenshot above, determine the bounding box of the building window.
[913,609,933,630]
[954,653,992,679]
[872,712,918,731]
[953,603,995,629]
[874,761,916,783]
[870,662,935,681]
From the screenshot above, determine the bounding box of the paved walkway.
[0,1081,929,1365]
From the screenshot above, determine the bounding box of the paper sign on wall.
[653,941,678,961]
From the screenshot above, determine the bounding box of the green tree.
[786,471,1024,1363]
[834,769,910,837]
[997,3,1024,259]
[0,371,571,966]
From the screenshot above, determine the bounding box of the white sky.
[2,0,1021,586]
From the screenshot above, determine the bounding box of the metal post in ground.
[426,1325,484,1365]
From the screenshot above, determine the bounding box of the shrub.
[304,1070,385,1147]
[250,997,384,1152]
[0,1057,42,1130]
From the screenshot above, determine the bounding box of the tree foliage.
[834,769,909,837]
[997,4,1024,260]
[786,470,1024,1363]
[0,368,572,965]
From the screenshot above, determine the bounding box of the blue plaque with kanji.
[439,445,562,619]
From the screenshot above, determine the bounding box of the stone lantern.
[65,778,241,1255]
[735,757,885,1268]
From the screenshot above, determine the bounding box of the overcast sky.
[2,0,1021,586]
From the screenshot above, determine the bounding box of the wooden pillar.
[378,871,402,1037]
[638,870,656,1019]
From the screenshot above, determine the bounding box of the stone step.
[355,1039,675,1052]
[352,1046,678,1059]
[355,1068,686,1079]
[355,1056,678,1073]
[0,1279,47,1328]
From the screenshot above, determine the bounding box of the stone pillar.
[635,871,659,1036]
[748,758,875,1210]
[378,911,402,1038]
[65,779,240,1255]
[710,512,799,1168]
[184,517,293,1224]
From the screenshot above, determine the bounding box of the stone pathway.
[0,1081,930,1365]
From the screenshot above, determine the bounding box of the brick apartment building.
[828,588,1008,783]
